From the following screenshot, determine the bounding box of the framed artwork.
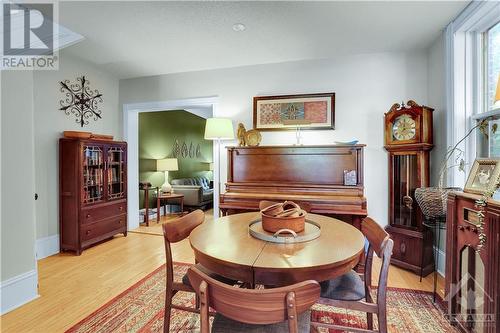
[464,159,500,195]
[253,93,335,131]
[343,170,357,186]
[489,119,500,157]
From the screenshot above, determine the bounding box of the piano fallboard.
[220,145,367,222]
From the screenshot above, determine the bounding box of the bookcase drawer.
[81,215,126,242]
[81,202,126,224]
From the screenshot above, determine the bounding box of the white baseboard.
[433,246,446,277]
[0,270,39,315]
[36,234,60,260]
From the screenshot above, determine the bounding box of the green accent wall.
[138,110,213,209]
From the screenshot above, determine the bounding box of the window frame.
[446,2,500,188]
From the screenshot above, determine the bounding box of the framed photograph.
[489,119,500,157]
[253,93,335,131]
[464,159,500,195]
[343,170,357,186]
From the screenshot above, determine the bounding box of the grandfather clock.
[384,100,435,276]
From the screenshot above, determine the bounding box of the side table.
[140,186,159,227]
[157,193,185,222]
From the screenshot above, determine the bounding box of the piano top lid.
[226,144,366,149]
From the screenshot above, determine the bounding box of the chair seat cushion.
[319,270,365,301]
[211,310,311,333]
[181,263,236,287]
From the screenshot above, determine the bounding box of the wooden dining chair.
[162,209,236,333]
[259,200,312,213]
[188,265,320,333]
[311,217,394,333]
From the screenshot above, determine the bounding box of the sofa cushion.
[202,189,214,202]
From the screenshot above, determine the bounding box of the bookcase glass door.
[107,146,125,200]
[83,145,104,204]
[392,154,419,228]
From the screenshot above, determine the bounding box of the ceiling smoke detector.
[232,23,246,32]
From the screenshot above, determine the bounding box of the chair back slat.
[361,217,389,258]
[162,209,204,244]
[188,266,320,325]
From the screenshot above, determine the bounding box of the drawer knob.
[86,214,91,218]
[119,206,123,211]
[86,230,91,235]
[118,220,122,224]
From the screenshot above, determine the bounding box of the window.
[446,2,500,187]
[486,21,500,111]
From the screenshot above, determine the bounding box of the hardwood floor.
[1,215,444,333]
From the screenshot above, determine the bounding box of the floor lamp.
[204,118,234,216]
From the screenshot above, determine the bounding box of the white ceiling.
[59,1,468,79]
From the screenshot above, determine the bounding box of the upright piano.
[220,145,367,229]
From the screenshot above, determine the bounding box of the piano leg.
[352,215,362,230]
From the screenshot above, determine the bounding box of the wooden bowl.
[63,131,91,139]
[260,202,284,216]
[261,210,306,233]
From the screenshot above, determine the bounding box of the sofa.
[171,177,213,210]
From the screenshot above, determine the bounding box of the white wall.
[428,33,447,188]
[1,70,38,313]
[120,52,429,226]
[427,33,448,273]
[33,50,121,246]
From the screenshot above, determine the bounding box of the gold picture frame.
[464,159,500,195]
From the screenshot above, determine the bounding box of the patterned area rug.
[66,262,458,333]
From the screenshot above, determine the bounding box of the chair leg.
[378,309,388,333]
[367,312,373,330]
[195,294,200,309]
[164,287,173,333]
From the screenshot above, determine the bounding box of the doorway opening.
[123,97,219,231]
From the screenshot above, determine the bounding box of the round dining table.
[189,212,365,286]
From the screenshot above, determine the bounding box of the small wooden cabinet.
[384,101,435,276]
[59,138,127,255]
[446,191,499,333]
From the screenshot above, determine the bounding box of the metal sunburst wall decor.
[59,76,103,127]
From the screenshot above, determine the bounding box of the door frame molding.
[123,96,218,231]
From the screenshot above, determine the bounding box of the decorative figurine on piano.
[237,122,262,147]
[237,123,247,146]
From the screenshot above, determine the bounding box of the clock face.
[392,114,416,141]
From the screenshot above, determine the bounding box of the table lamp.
[157,158,178,193]
[204,118,234,203]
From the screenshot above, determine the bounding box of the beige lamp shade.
[156,158,178,171]
[204,118,234,140]
[495,73,500,103]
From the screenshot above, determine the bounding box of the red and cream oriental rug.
[66,262,458,333]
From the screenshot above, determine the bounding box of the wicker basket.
[414,187,461,219]
[260,201,306,233]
